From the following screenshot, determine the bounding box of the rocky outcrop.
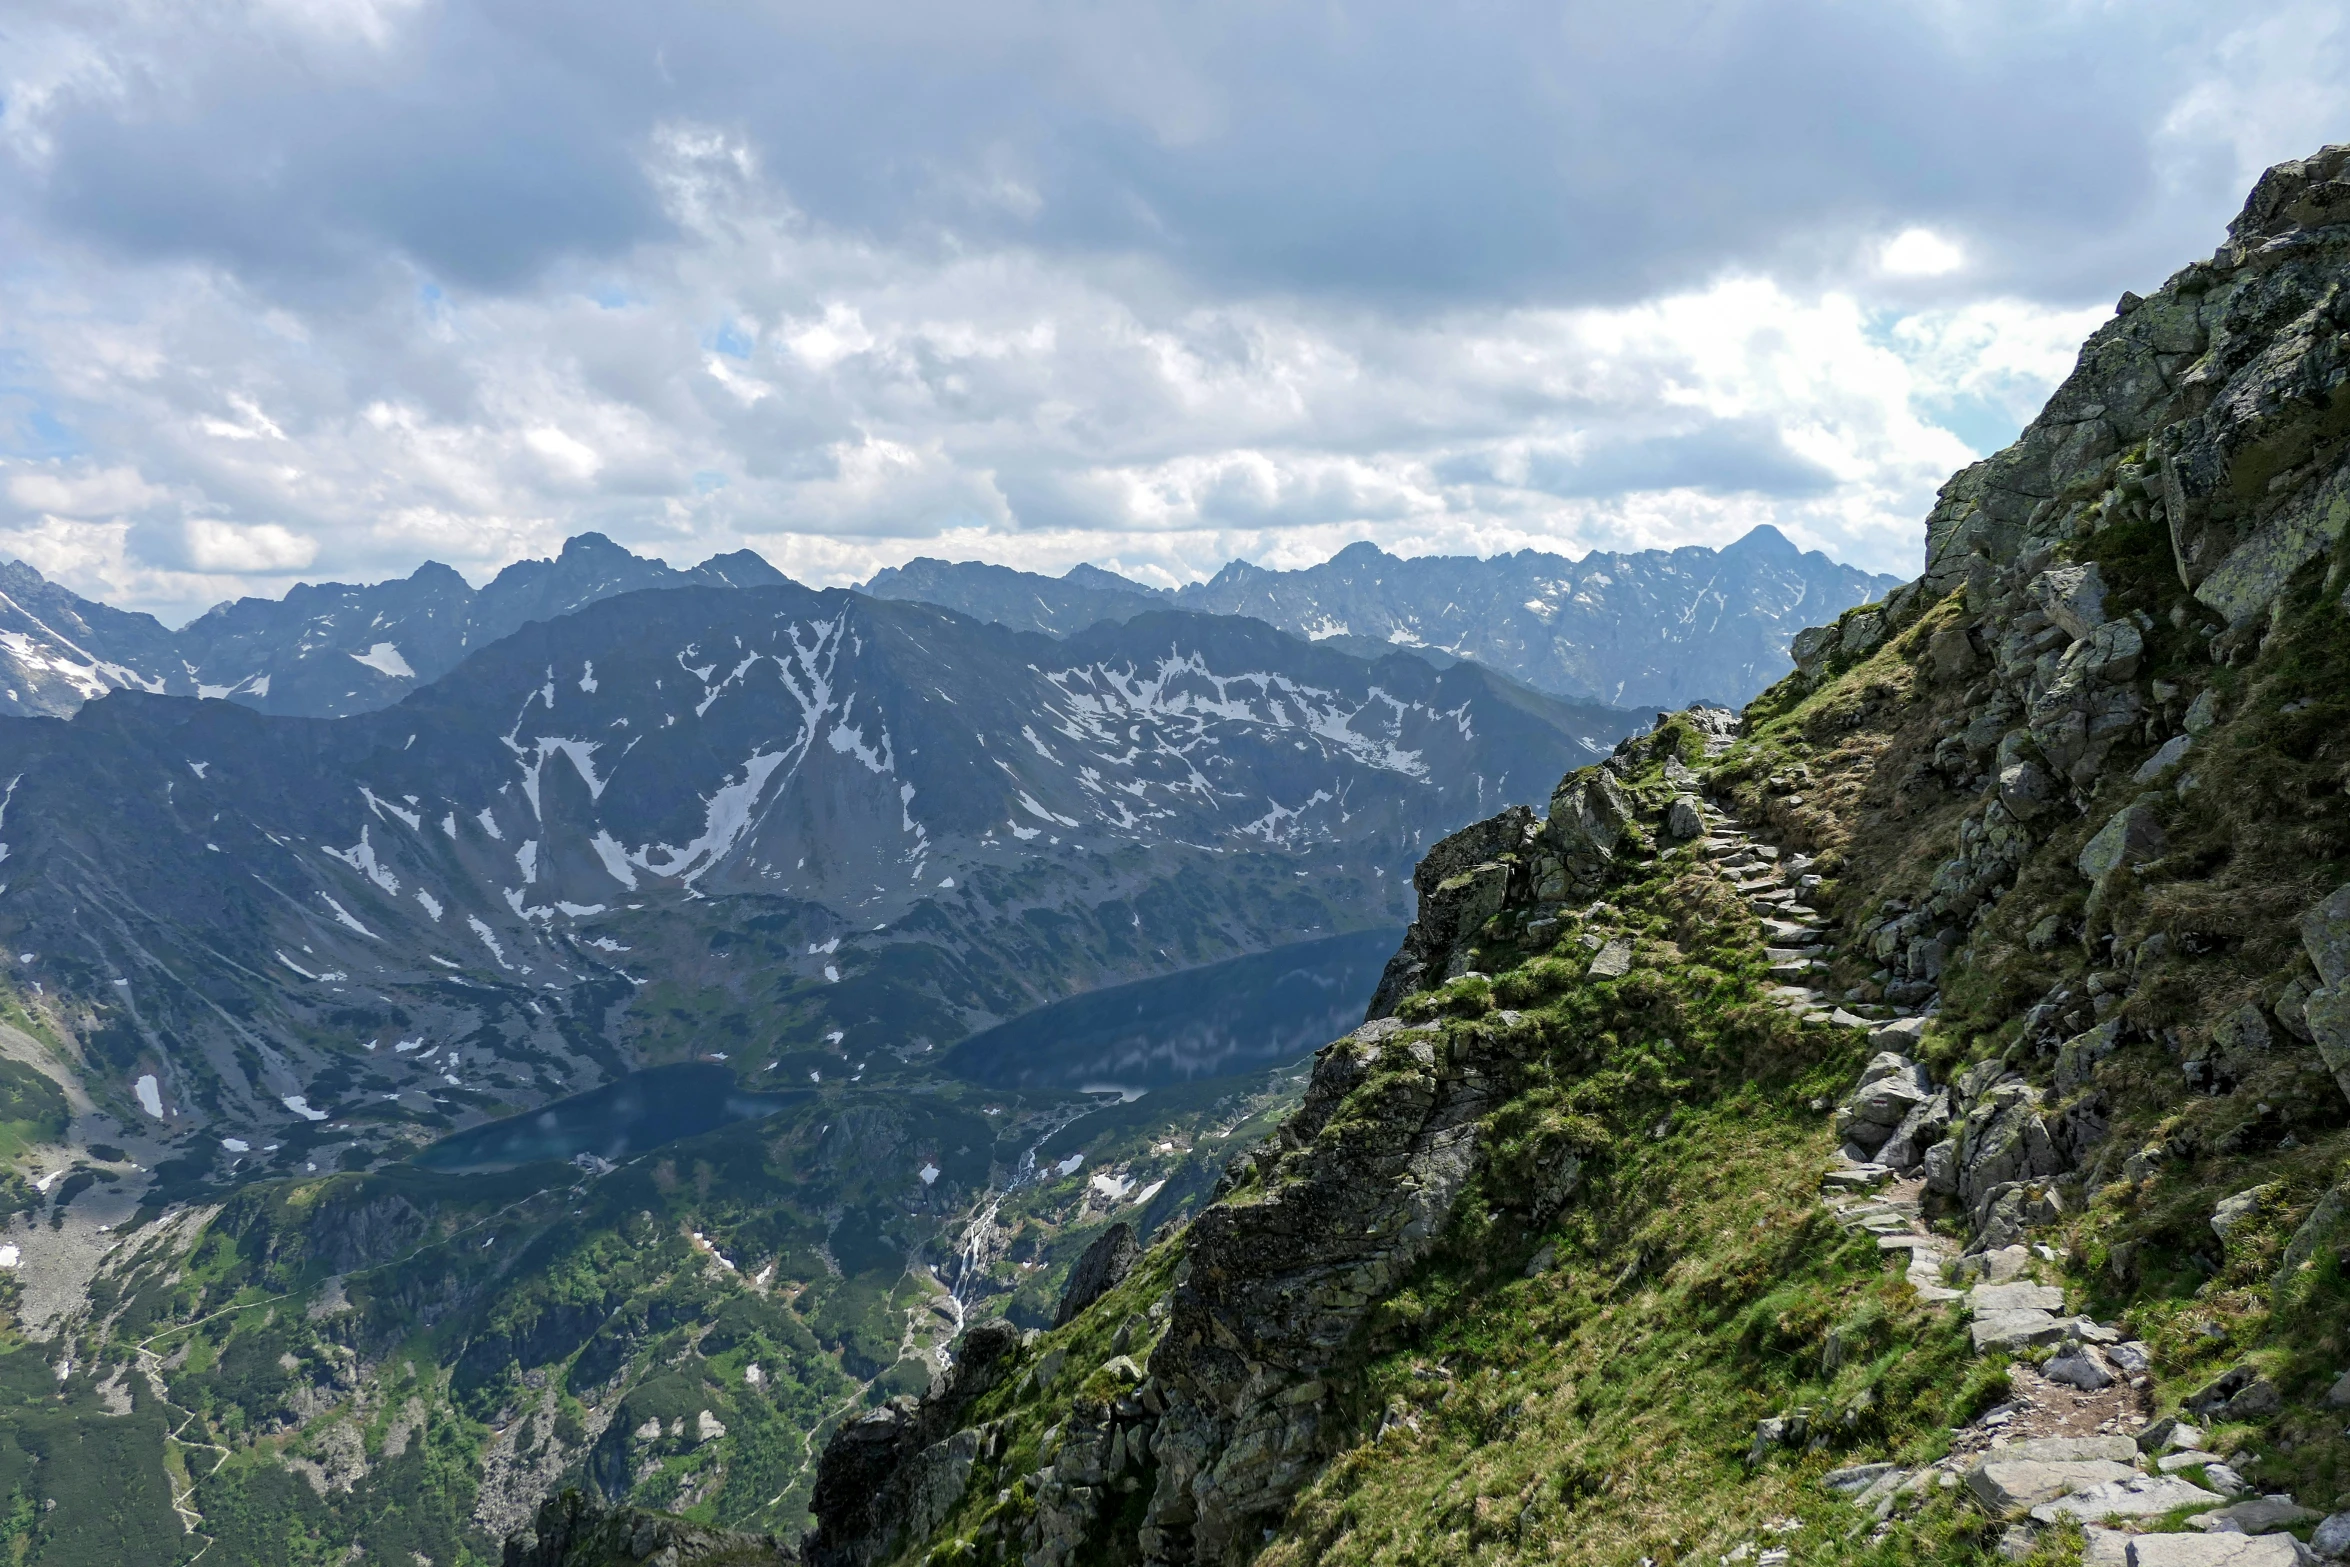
[1921,144,2350,629]
[1137,1008,1534,1564]
[2299,882,2350,1106]
[801,1319,1023,1567]
[1055,1223,1142,1327]
[502,1488,794,1566]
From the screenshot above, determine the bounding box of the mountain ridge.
[860,524,1902,712]
[0,532,787,720]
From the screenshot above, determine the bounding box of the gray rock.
[1588,939,1634,979]
[2046,1348,2117,1390]
[2000,760,2060,819]
[2183,690,2222,737]
[1667,796,1706,841]
[2080,800,2168,884]
[2128,1535,2309,1566]
[1869,1015,1929,1052]
[2031,1473,2226,1524]
[2212,1185,2279,1242]
[2312,1512,2350,1559]
[1970,1281,2065,1314]
[1876,1088,1952,1172]
[2206,1464,2254,1497]
[2330,1372,2350,1409]
[1056,1224,1142,1326]
[2192,1496,2320,1534]
[1971,1309,2069,1353]
[2161,1451,2228,1473]
[1969,1455,2139,1512]
[2031,563,2110,642]
[2304,883,2350,990]
[2135,1417,2204,1454]
[2135,733,2194,782]
[2003,1436,2139,1464]
[1823,1462,1898,1496]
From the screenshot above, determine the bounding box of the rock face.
[2300,882,2350,1106]
[1138,1008,1533,1564]
[1055,1223,1141,1326]
[801,1319,1023,1567]
[501,1488,795,1566]
[1921,145,2350,623]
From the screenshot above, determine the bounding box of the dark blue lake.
[944,926,1402,1091]
[412,1063,805,1173]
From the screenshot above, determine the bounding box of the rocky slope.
[861,525,1902,711]
[529,142,2350,1567]
[0,532,785,720]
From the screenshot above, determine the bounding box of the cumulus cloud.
[0,0,2343,620]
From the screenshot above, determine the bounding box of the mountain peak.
[1719,523,1800,561]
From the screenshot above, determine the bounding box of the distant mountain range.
[864,525,1902,710]
[0,534,784,719]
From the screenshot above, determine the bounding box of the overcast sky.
[2,0,2344,623]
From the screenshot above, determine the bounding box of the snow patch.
[475,808,503,841]
[133,1074,163,1118]
[348,642,416,680]
[578,661,598,694]
[516,840,538,883]
[362,787,422,830]
[415,889,443,921]
[318,894,378,938]
[588,829,639,890]
[467,916,511,967]
[282,1095,329,1122]
[220,1138,249,1153]
[187,760,209,779]
[321,825,399,894]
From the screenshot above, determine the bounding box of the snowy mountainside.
[0,532,783,720]
[0,586,1630,1159]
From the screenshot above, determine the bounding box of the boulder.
[2211,1185,2278,1242]
[1970,1282,2065,1314]
[2080,800,2168,884]
[2191,1496,2320,1534]
[1971,1310,2069,1353]
[2046,1347,2117,1391]
[2313,1512,2350,1559]
[1667,796,1706,841]
[1836,1057,1933,1152]
[2126,1534,2309,1566]
[1876,1089,1952,1172]
[2135,733,2194,782]
[1822,1462,1899,1496]
[2030,563,2110,642]
[1546,771,1634,873]
[1968,1454,2138,1512]
[2030,1473,2226,1524]
[2299,884,2350,1107]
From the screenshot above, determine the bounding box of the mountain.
[13,137,2348,1567]
[483,143,2350,1566]
[859,527,1902,712]
[0,533,787,720]
[860,557,1167,638]
[0,587,1637,1163]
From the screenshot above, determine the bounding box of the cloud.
[0,0,2343,620]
